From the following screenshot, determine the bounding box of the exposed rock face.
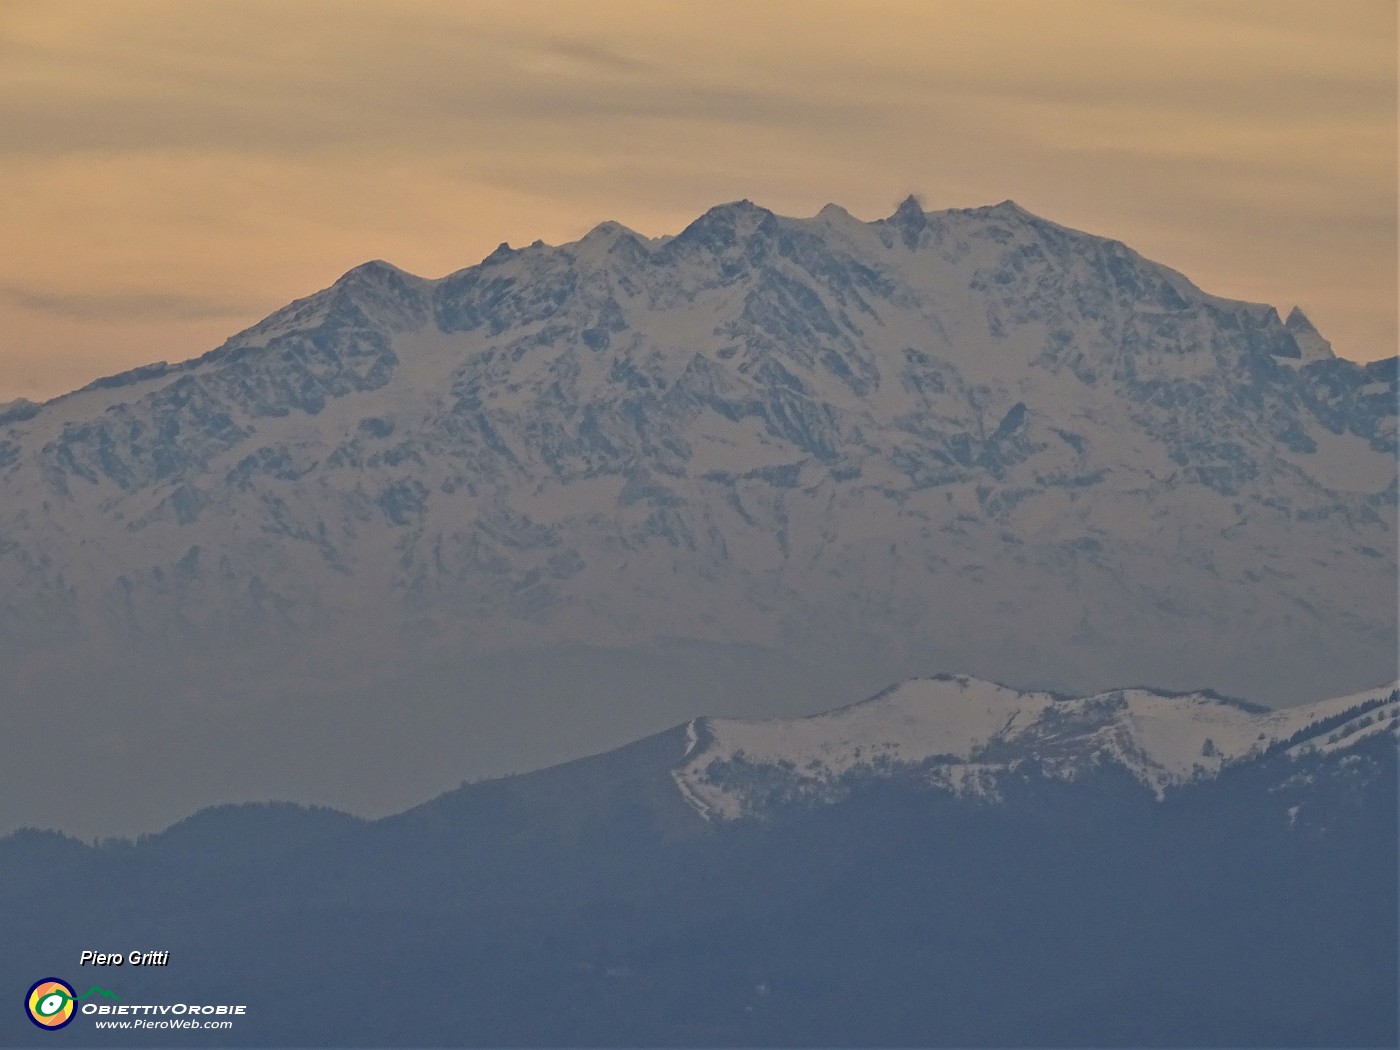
[0,198,1393,832]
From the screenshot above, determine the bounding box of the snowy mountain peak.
[672,198,777,249]
[890,193,924,219]
[891,193,924,216]
[0,195,1393,760]
[671,677,1400,820]
[885,194,927,246]
[484,240,518,263]
[329,259,433,324]
[994,198,1034,214]
[1285,305,1335,362]
[335,258,414,284]
[577,218,638,243]
[570,218,651,265]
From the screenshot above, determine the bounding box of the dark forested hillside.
[4,718,1393,1047]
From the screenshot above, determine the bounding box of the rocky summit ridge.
[0,197,1394,833]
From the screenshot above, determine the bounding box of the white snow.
[671,676,1400,819]
[0,194,1393,738]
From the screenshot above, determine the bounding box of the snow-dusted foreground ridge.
[673,675,1400,819]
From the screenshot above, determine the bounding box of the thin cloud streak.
[0,284,258,323]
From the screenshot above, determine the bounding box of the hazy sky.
[1,0,1394,402]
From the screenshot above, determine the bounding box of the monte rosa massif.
[0,196,1393,836]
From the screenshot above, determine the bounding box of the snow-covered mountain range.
[671,674,1399,820]
[1,195,1394,835]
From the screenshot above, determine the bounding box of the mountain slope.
[671,675,1399,819]
[0,196,1393,835]
[2,675,1394,1047]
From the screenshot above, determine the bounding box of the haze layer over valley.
[1,197,1393,836]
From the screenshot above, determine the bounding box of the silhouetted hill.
[3,679,1394,1046]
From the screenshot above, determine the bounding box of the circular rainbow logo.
[26,978,76,1030]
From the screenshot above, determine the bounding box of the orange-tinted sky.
[1,0,1394,402]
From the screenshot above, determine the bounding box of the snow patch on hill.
[672,676,1399,820]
